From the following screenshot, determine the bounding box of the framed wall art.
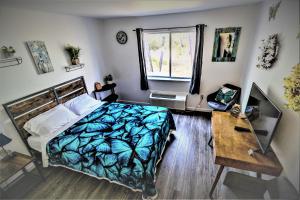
[212,27,241,62]
[27,41,54,74]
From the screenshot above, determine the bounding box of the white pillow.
[64,93,100,116]
[23,104,77,136]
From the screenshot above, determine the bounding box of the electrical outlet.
[200,94,204,100]
[196,94,205,108]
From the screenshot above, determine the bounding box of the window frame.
[144,28,195,81]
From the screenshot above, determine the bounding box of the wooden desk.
[209,111,282,198]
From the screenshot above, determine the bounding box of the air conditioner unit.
[149,90,187,110]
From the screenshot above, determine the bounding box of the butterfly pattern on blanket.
[46,103,175,196]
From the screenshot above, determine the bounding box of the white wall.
[241,0,300,192]
[101,4,260,109]
[0,7,106,154]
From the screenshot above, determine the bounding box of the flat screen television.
[245,83,282,154]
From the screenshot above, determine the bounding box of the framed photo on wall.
[212,27,241,62]
[27,41,54,74]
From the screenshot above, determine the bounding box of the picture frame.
[212,27,241,62]
[27,41,54,74]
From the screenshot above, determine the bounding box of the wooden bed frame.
[3,76,88,158]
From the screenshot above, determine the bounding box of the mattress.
[46,102,175,197]
[28,136,42,152]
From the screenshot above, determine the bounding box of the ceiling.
[0,0,263,18]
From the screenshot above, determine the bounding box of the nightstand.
[93,83,118,102]
[0,152,44,198]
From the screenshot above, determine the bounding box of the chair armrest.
[227,90,241,106]
[207,91,219,102]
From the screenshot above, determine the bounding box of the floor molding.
[118,100,213,113]
[117,100,150,105]
[186,106,213,113]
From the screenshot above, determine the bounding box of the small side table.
[0,152,44,198]
[93,83,118,102]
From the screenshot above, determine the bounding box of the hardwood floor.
[24,112,225,199]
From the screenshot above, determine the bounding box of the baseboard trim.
[186,106,212,113]
[117,100,150,105]
[118,100,212,113]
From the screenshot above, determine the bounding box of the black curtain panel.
[136,28,149,90]
[189,24,205,94]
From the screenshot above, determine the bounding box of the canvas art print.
[27,41,54,74]
[212,27,241,62]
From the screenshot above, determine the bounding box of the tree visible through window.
[144,30,196,79]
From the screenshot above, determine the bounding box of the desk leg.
[208,136,213,148]
[209,165,224,199]
[256,172,262,179]
[34,161,46,181]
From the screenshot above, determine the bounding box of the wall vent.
[151,93,176,99]
[149,91,187,110]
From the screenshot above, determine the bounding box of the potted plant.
[65,44,81,65]
[104,74,113,84]
[1,46,16,58]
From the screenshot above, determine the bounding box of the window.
[143,30,196,80]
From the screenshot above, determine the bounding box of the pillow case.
[23,104,77,136]
[64,93,100,115]
[215,87,237,104]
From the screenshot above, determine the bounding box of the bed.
[3,76,175,198]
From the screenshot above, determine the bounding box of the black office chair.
[207,83,241,111]
[207,83,241,148]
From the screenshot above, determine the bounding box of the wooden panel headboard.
[3,76,87,155]
[55,77,86,103]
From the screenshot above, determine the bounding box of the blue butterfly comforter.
[46,103,175,197]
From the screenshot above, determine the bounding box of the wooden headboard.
[3,76,87,155]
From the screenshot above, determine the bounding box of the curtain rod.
[132,24,207,31]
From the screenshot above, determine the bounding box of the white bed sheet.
[28,136,42,152]
[27,101,106,167]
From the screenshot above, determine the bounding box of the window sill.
[148,77,191,82]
